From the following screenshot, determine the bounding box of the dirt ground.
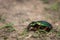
[0,0,60,40]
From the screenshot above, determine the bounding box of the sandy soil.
[0,0,60,40]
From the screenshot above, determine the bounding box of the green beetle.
[27,21,52,32]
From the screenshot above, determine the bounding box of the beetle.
[27,21,52,32]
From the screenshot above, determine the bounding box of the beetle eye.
[29,27,34,31]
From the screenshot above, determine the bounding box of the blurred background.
[0,0,60,40]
